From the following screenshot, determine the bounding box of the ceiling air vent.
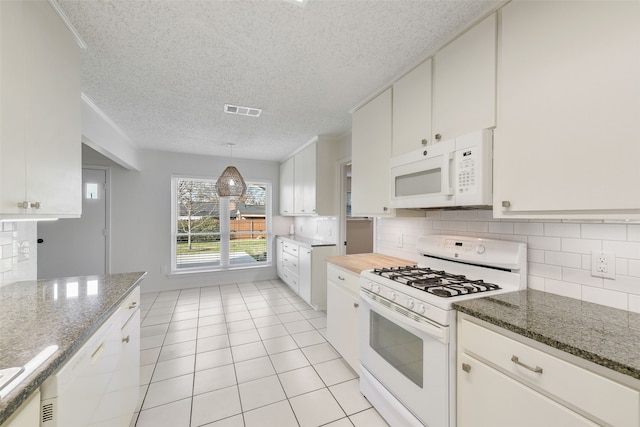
[224,104,262,117]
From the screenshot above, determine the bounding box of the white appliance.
[359,235,527,427]
[389,129,493,209]
[40,313,122,427]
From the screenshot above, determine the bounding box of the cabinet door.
[0,0,27,215]
[351,88,393,216]
[120,309,140,427]
[495,1,640,218]
[275,238,284,278]
[326,280,359,372]
[433,13,496,141]
[392,59,432,157]
[457,353,598,427]
[279,157,295,215]
[294,143,317,215]
[23,0,81,217]
[298,248,311,302]
[0,390,40,427]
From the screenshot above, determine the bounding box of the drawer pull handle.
[511,355,543,374]
[462,363,471,373]
[338,276,345,281]
[129,302,137,309]
[353,302,359,308]
[122,336,130,343]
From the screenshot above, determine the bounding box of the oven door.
[389,138,455,209]
[360,290,451,427]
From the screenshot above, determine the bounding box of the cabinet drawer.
[459,318,640,426]
[120,286,140,326]
[283,241,299,257]
[282,253,298,271]
[327,264,360,297]
[281,268,298,288]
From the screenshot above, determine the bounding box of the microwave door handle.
[441,152,454,196]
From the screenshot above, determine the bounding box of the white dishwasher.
[40,308,122,427]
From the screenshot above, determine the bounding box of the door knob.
[37,239,44,244]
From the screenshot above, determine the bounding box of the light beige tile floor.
[131,279,389,427]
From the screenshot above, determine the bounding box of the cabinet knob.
[353,302,359,308]
[129,302,137,309]
[502,200,511,208]
[421,138,428,146]
[122,336,130,343]
[435,133,442,141]
[462,363,471,373]
[383,206,388,211]
[338,276,345,281]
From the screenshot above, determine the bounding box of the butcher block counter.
[325,253,413,372]
[325,253,414,275]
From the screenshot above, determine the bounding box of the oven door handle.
[360,292,449,344]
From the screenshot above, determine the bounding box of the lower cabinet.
[39,286,140,427]
[326,264,360,373]
[457,315,640,427]
[0,389,40,427]
[276,237,336,310]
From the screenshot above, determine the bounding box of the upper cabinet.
[279,136,340,216]
[0,0,81,219]
[351,88,394,217]
[392,59,432,157]
[494,1,640,219]
[432,13,497,142]
[279,156,295,215]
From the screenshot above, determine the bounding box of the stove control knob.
[406,299,415,309]
[389,291,397,301]
[417,304,426,314]
[373,284,381,294]
[476,245,486,255]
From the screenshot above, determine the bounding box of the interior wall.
[104,149,284,293]
[0,221,37,287]
[376,210,640,313]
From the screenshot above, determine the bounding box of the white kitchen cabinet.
[298,247,311,302]
[351,88,394,217]
[280,238,300,293]
[494,1,640,219]
[457,315,640,427]
[326,264,360,373]
[275,238,284,278]
[294,143,316,215]
[392,59,432,157]
[279,136,340,216]
[279,156,295,215]
[0,389,40,427]
[276,237,336,310]
[119,288,140,427]
[432,13,496,142]
[0,0,81,219]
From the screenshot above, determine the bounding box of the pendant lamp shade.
[216,144,247,198]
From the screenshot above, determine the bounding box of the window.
[171,176,271,273]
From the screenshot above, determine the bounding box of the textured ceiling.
[57,0,501,162]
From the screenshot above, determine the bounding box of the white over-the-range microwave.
[389,129,493,209]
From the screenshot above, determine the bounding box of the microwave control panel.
[456,147,477,194]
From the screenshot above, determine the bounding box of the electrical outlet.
[591,251,616,279]
[396,234,403,248]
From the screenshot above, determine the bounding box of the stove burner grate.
[372,265,501,297]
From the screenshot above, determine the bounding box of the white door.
[37,168,107,279]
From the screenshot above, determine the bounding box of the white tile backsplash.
[376,213,640,313]
[0,221,37,287]
[293,217,338,244]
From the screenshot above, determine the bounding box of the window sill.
[165,263,273,278]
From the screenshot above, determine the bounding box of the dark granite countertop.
[276,234,336,248]
[453,289,640,381]
[0,272,146,424]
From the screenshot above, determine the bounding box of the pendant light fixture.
[215,143,247,198]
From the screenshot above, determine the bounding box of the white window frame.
[170,175,272,274]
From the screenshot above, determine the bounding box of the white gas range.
[359,234,527,427]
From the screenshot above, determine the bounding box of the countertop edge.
[0,272,147,425]
[276,234,336,248]
[453,297,640,382]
